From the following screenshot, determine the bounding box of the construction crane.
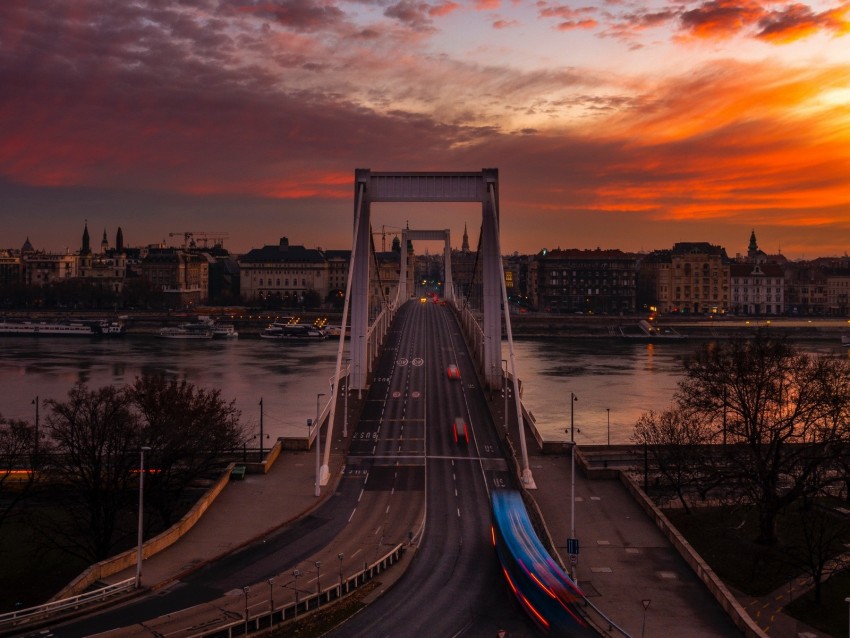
[168,232,230,249]
[371,225,403,252]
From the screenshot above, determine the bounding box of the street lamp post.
[338,552,344,596]
[268,578,275,628]
[293,570,301,618]
[315,393,325,497]
[315,560,322,606]
[570,393,577,540]
[641,599,651,638]
[135,445,151,589]
[606,407,610,446]
[502,359,508,432]
[31,396,39,465]
[243,586,250,635]
[259,397,264,459]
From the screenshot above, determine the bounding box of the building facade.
[730,263,785,315]
[239,237,327,305]
[529,248,639,314]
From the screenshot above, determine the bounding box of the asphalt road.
[28,300,542,638]
[329,300,540,637]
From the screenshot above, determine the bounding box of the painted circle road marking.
[397,358,409,366]
[392,391,401,398]
[411,391,421,398]
[412,357,424,366]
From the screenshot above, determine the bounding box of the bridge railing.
[0,577,135,633]
[179,542,407,638]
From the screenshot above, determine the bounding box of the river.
[0,334,845,446]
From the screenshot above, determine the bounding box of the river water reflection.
[0,335,844,445]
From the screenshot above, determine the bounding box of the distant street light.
[641,599,651,638]
[315,393,325,497]
[259,397,264,459]
[243,586,250,635]
[315,560,322,606]
[268,578,275,628]
[338,552,344,596]
[293,570,301,619]
[570,393,577,539]
[502,359,508,432]
[31,396,39,465]
[135,445,151,589]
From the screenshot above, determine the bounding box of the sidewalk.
[105,445,344,589]
[491,391,832,638]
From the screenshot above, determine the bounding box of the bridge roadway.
[23,300,743,638]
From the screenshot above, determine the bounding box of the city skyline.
[1,1,849,259]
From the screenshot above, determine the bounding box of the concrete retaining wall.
[619,471,767,638]
[51,453,267,601]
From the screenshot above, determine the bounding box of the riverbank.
[508,314,850,340]
[3,309,848,341]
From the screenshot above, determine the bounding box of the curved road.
[330,299,539,636]
[32,300,540,637]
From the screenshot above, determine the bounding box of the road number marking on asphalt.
[411,391,420,398]
[412,357,424,366]
[397,358,409,366]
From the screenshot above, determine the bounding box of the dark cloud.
[757,3,850,42]
[384,0,438,30]
[678,0,850,42]
[220,0,347,31]
[679,0,766,38]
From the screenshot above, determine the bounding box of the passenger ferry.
[197,316,238,338]
[260,322,326,341]
[159,323,215,339]
[0,319,125,336]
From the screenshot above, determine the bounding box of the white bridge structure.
[321,168,534,488]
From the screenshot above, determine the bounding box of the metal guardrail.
[181,542,406,638]
[0,577,135,633]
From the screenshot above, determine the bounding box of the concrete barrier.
[619,471,768,638]
[51,459,244,601]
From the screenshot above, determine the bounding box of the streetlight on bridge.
[135,445,151,589]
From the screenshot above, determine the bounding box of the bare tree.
[40,383,141,562]
[792,496,850,603]
[632,409,719,513]
[0,415,38,533]
[673,332,850,545]
[129,374,247,527]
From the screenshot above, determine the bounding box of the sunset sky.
[1,0,849,259]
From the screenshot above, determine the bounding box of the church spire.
[747,229,758,261]
[461,222,469,253]
[81,221,91,255]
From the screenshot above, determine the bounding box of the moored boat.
[159,323,214,339]
[0,317,126,336]
[260,322,326,341]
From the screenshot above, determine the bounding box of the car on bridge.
[452,417,469,445]
[447,364,461,380]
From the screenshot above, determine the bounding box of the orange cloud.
[757,2,850,43]
[537,2,599,30]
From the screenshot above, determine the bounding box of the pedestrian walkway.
[105,443,345,589]
[489,391,833,638]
